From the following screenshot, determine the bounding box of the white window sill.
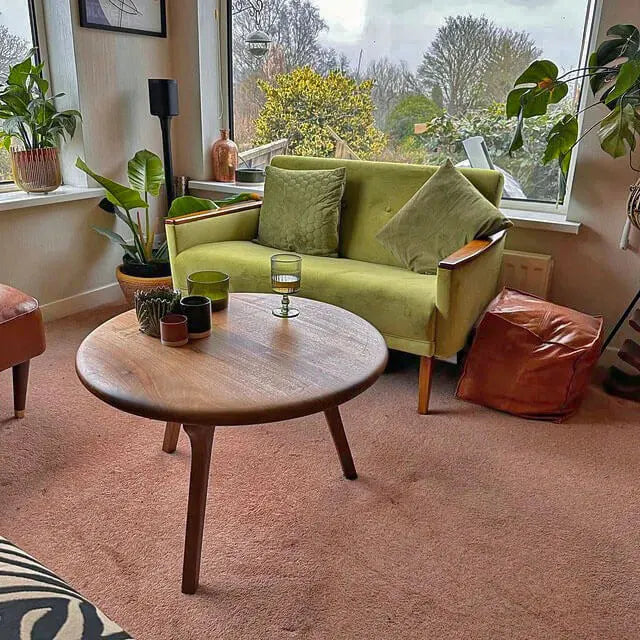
[0,185,105,212]
[189,180,581,235]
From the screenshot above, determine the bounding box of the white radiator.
[500,250,554,299]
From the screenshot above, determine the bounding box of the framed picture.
[79,0,167,38]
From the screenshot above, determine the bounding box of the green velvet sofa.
[166,156,506,414]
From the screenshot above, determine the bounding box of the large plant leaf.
[91,226,140,261]
[598,103,637,158]
[543,115,579,175]
[127,149,164,197]
[505,87,528,118]
[596,25,640,65]
[514,60,559,87]
[605,58,640,104]
[167,196,219,218]
[76,157,148,212]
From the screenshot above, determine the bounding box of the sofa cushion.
[0,536,132,639]
[271,155,504,268]
[376,160,513,274]
[256,165,346,256]
[174,241,437,351]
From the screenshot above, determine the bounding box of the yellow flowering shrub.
[254,66,386,159]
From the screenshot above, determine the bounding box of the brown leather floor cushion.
[457,288,603,422]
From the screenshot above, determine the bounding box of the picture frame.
[79,0,167,38]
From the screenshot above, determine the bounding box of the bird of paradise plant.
[76,150,260,277]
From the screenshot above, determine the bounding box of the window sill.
[189,180,581,235]
[0,185,105,212]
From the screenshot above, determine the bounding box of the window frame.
[226,0,600,215]
[0,0,46,190]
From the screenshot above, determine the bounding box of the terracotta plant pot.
[211,129,238,183]
[10,147,62,193]
[116,265,173,307]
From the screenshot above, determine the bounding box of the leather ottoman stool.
[0,284,46,418]
[457,288,603,422]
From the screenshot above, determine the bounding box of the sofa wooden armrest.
[438,229,507,270]
[165,200,262,226]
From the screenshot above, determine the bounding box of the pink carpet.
[1,305,639,639]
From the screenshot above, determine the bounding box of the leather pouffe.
[456,288,603,422]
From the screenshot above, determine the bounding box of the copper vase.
[211,129,238,182]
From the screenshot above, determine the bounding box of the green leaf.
[514,60,559,87]
[605,59,640,104]
[505,87,528,118]
[548,81,568,105]
[127,149,164,197]
[76,157,148,212]
[598,103,637,158]
[543,115,579,176]
[508,112,525,154]
[7,56,33,88]
[167,196,219,218]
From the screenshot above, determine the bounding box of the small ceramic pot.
[180,295,212,339]
[134,287,181,337]
[160,314,189,347]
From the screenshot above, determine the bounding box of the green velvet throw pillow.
[376,159,512,274]
[256,165,346,256]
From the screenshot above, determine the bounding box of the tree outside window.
[230,0,593,204]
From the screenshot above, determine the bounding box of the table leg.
[324,407,357,480]
[181,423,215,594]
[162,422,181,453]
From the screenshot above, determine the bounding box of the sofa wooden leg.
[418,356,434,415]
[12,360,30,418]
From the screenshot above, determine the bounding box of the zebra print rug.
[0,537,132,639]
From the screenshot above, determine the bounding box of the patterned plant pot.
[10,147,62,193]
[134,287,181,338]
[116,265,173,307]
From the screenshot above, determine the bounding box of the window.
[0,0,40,184]
[228,0,596,207]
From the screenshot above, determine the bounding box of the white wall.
[0,0,173,316]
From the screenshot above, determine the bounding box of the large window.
[0,0,39,184]
[229,0,596,206]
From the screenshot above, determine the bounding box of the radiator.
[500,250,554,299]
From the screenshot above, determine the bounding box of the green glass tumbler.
[187,271,230,311]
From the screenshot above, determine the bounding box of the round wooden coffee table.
[76,293,387,594]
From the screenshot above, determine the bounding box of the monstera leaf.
[599,103,637,158]
[543,115,579,175]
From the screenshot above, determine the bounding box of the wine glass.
[271,254,301,318]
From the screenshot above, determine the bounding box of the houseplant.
[76,150,260,304]
[506,24,640,187]
[0,52,81,193]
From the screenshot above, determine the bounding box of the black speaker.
[148,79,179,204]
[148,79,179,118]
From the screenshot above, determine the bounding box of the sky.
[314,0,593,73]
[0,1,34,42]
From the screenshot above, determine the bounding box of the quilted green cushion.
[256,165,346,256]
[376,159,513,274]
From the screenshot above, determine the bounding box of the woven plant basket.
[116,265,173,307]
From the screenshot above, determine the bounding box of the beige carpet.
[1,304,639,639]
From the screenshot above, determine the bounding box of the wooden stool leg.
[324,406,357,480]
[418,356,434,415]
[162,422,181,453]
[181,424,215,594]
[12,361,30,419]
